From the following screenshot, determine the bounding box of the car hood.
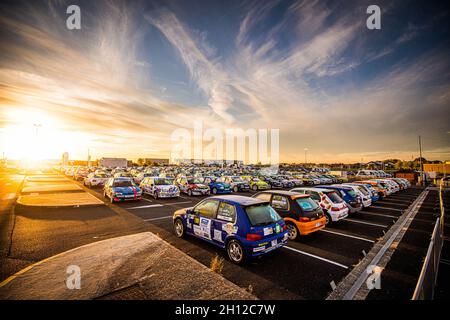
[189,183,208,189]
[155,185,178,191]
[214,182,230,188]
[112,186,141,194]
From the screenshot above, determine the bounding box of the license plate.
[271,239,277,247]
[125,195,135,198]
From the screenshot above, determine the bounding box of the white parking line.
[359,211,399,219]
[142,198,153,203]
[128,204,164,210]
[320,229,375,243]
[370,205,403,212]
[144,215,172,222]
[162,201,192,205]
[283,246,348,269]
[344,218,388,228]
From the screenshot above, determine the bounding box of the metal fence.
[412,178,446,300]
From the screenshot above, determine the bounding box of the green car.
[248,177,270,191]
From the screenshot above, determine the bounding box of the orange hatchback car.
[252,190,326,240]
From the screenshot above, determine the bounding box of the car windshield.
[296,197,320,212]
[357,187,369,196]
[245,204,282,226]
[154,179,172,185]
[113,180,134,187]
[325,191,343,203]
[188,179,203,184]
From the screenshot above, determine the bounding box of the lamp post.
[304,148,308,165]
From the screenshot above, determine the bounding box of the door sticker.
[263,227,273,236]
[193,217,211,240]
[213,229,223,242]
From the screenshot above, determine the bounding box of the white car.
[84,172,110,188]
[140,177,180,199]
[291,187,349,225]
[342,184,372,208]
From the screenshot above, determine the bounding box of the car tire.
[252,185,258,191]
[173,218,186,238]
[212,187,217,194]
[188,189,193,197]
[154,191,159,199]
[286,222,299,240]
[226,239,246,264]
[233,186,238,193]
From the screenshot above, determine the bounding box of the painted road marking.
[128,204,164,210]
[162,201,192,205]
[320,229,375,243]
[344,218,388,228]
[359,211,399,219]
[370,205,403,212]
[142,198,153,203]
[144,215,172,222]
[283,246,348,269]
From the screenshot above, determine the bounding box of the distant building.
[99,157,128,168]
[423,163,450,175]
[143,158,169,166]
[62,152,69,166]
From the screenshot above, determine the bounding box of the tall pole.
[418,135,423,185]
[304,148,308,165]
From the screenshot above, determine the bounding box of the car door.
[190,199,219,242]
[212,201,237,247]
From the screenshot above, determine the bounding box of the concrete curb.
[0,232,256,300]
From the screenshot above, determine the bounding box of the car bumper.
[296,217,326,235]
[244,232,289,258]
[215,189,232,194]
[114,195,142,201]
[158,192,180,198]
[329,208,349,222]
[191,189,210,195]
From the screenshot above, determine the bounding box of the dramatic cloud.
[0,0,449,162]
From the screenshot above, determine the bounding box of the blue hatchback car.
[103,177,142,203]
[316,185,363,213]
[172,195,288,264]
[201,176,232,195]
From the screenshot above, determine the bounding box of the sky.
[0,0,449,163]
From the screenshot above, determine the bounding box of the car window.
[296,197,320,212]
[308,192,320,201]
[194,200,219,218]
[245,204,282,226]
[271,195,289,210]
[216,202,236,223]
[254,193,271,202]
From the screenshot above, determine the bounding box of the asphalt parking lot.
[83,181,425,299]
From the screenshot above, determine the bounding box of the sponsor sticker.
[263,227,273,236]
[213,229,223,242]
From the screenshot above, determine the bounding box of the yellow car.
[247,177,270,191]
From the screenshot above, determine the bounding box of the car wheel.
[233,186,238,193]
[325,213,332,226]
[173,218,186,238]
[286,222,299,240]
[226,239,245,264]
[188,189,193,197]
[212,187,217,194]
[154,191,159,199]
[252,185,258,191]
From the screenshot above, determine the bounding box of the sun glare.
[1,108,92,162]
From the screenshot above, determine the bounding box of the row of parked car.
[170,177,411,264]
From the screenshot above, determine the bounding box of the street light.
[304,148,308,165]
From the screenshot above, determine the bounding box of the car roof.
[258,190,308,197]
[292,187,334,193]
[208,195,267,206]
